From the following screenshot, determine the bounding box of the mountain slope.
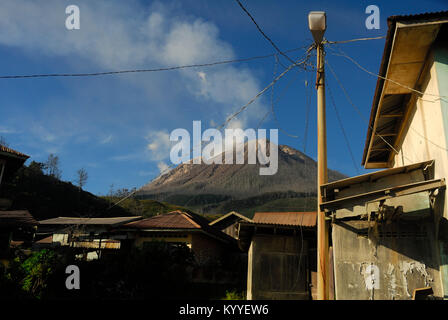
[1,163,132,220]
[138,143,347,215]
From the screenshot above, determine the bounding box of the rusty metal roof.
[209,211,252,226]
[252,212,317,227]
[124,211,205,229]
[0,145,29,159]
[39,216,141,226]
[123,210,235,244]
[0,210,38,227]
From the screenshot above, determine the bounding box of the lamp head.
[308,11,326,44]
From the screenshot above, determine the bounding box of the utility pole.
[308,11,329,300]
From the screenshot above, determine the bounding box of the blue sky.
[0,0,446,195]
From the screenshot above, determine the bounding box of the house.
[321,161,444,299]
[37,216,142,260]
[118,210,237,265]
[0,145,29,187]
[238,211,317,300]
[0,210,37,260]
[0,145,29,211]
[0,146,34,261]
[321,11,448,299]
[209,211,253,239]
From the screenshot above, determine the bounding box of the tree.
[45,154,62,179]
[76,168,88,190]
[28,161,46,175]
[0,136,9,147]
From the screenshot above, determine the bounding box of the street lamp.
[308,10,329,300]
[308,11,326,44]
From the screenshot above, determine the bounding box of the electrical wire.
[328,46,448,102]
[325,58,414,163]
[0,47,306,79]
[234,0,302,67]
[303,73,312,154]
[324,35,386,45]
[327,79,360,174]
[108,52,313,210]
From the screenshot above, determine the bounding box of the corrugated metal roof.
[252,212,317,227]
[0,210,38,227]
[124,211,203,229]
[209,211,252,226]
[123,210,235,244]
[38,216,141,226]
[35,235,53,244]
[0,145,29,159]
[388,11,448,23]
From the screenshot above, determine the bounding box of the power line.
[0,47,307,79]
[108,53,313,210]
[266,55,305,138]
[327,78,360,174]
[234,0,302,67]
[256,54,310,139]
[303,73,312,154]
[329,46,448,102]
[327,51,448,163]
[324,35,386,44]
[325,58,413,163]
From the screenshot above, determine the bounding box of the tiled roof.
[0,145,29,159]
[252,212,317,227]
[0,210,38,227]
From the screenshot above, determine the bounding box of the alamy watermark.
[65,265,80,290]
[65,5,80,30]
[365,5,380,30]
[169,121,279,175]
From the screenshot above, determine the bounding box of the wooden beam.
[371,148,391,152]
[375,133,397,137]
[380,113,404,118]
[363,162,390,169]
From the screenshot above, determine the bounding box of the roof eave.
[361,18,396,167]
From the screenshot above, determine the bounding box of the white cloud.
[99,134,113,144]
[110,153,139,162]
[146,130,172,161]
[0,126,18,134]
[157,161,171,173]
[0,0,268,168]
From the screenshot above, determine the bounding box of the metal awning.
[320,160,445,217]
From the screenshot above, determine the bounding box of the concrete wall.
[393,49,447,218]
[247,234,309,300]
[332,220,443,299]
[392,43,448,297]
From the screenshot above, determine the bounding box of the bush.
[222,289,245,300]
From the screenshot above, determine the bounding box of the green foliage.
[1,163,131,220]
[19,249,58,298]
[139,191,317,216]
[222,289,245,300]
[103,196,193,218]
